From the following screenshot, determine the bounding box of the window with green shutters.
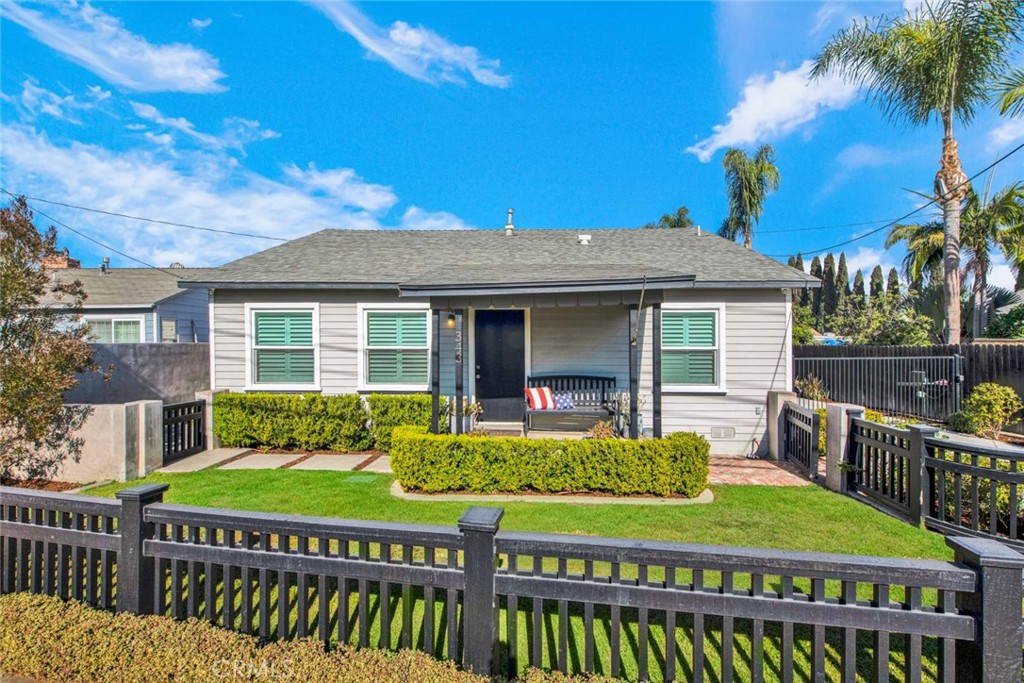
[251,310,316,385]
[661,310,720,387]
[363,310,429,387]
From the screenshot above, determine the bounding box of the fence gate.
[782,400,820,480]
[793,352,963,421]
[163,400,205,463]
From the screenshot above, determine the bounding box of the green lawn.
[87,469,950,559]
[84,471,952,682]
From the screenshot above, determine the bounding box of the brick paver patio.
[708,457,812,486]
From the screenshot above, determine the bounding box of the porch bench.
[523,374,618,435]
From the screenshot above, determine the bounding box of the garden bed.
[0,477,82,492]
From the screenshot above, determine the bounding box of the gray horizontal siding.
[157,288,209,342]
[530,306,630,387]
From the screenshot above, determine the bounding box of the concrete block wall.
[56,400,164,483]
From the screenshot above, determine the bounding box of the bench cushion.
[553,392,575,410]
[525,386,555,410]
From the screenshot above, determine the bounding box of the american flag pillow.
[525,386,555,410]
[553,392,575,410]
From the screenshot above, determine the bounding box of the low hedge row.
[391,427,709,497]
[367,393,448,451]
[0,594,613,683]
[213,393,372,451]
[213,393,449,452]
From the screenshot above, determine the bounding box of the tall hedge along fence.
[391,426,710,497]
[213,393,446,452]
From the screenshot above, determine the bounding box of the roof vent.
[505,208,515,236]
[169,262,185,268]
[577,234,592,245]
[100,256,110,274]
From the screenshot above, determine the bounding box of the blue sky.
[1,1,1022,286]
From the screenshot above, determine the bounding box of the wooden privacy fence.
[844,418,1024,553]
[4,485,1024,683]
[783,401,820,480]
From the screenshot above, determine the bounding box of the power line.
[0,189,289,242]
[758,217,901,234]
[2,190,185,278]
[765,139,1024,258]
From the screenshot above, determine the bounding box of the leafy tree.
[985,306,1024,339]
[827,297,932,346]
[822,253,838,318]
[869,265,885,306]
[792,303,816,345]
[812,0,1024,343]
[852,270,866,309]
[886,219,944,291]
[0,198,95,480]
[809,255,823,321]
[718,145,780,249]
[836,252,850,310]
[886,267,902,303]
[644,206,696,229]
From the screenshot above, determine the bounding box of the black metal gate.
[163,399,205,463]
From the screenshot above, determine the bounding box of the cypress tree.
[886,267,901,301]
[810,255,823,320]
[869,265,885,306]
[836,253,850,310]
[794,253,808,306]
[852,270,866,309]
[822,253,838,319]
[787,255,797,269]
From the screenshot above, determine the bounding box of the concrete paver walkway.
[708,457,811,486]
[361,455,392,473]
[158,447,251,473]
[219,454,300,470]
[288,454,366,471]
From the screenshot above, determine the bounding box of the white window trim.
[660,302,727,394]
[244,302,321,392]
[83,315,146,343]
[357,302,431,392]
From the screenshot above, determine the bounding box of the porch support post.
[652,303,662,438]
[628,304,639,439]
[455,309,465,435]
[431,309,440,434]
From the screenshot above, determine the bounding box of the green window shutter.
[255,349,315,384]
[662,350,716,385]
[662,311,716,348]
[367,350,429,384]
[255,311,313,347]
[367,312,427,347]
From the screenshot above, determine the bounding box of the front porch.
[421,289,668,440]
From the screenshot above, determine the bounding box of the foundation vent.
[711,427,735,440]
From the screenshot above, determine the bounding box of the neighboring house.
[181,225,819,456]
[41,254,212,343]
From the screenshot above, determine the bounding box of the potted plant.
[448,398,483,433]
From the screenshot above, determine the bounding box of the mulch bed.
[0,478,82,492]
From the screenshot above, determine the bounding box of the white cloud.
[811,3,847,37]
[2,1,226,93]
[397,206,473,231]
[835,142,893,169]
[845,246,899,283]
[990,260,1017,292]
[190,17,213,31]
[686,60,859,162]
[129,101,279,154]
[4,78,110,124]
[306,0,509,87]
[1,124,474,266]
[988,118,1024,153]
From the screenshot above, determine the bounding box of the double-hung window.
[361,308,429,389]
[661,307,724,391]
[249,307,318,388]
[85,317,143,343]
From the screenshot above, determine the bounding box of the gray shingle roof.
[180,228,818,290]
[41,268,216,307]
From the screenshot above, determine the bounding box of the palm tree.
[718,145,780,249]
[997,67,1024,117]
[644,206,695,229]
[812,0,1024,343]
[886,183,1024,337]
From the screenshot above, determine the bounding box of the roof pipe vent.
[577,234,592,245]
[100,256,110,274]
[505,208,515,236]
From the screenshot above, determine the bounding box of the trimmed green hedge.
[367,393,448,451]
[391,427,709,497]
[213,393,371,451]
[0,594,610,683]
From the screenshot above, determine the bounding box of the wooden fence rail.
[783,401,820,480]
[3,485,1024,682]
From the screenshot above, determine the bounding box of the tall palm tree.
[718,145,780,249]
[812,0,1024,343]
[997,67,1024,116]
[644,206,695,229]
[886,183,1024,337]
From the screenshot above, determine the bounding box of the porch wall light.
[446,312,456,328]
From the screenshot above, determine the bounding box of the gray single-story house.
[180,225,818,456]
[42,256,212,343]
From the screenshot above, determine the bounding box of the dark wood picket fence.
[3,484,1024,682]
[783,401,820,480]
